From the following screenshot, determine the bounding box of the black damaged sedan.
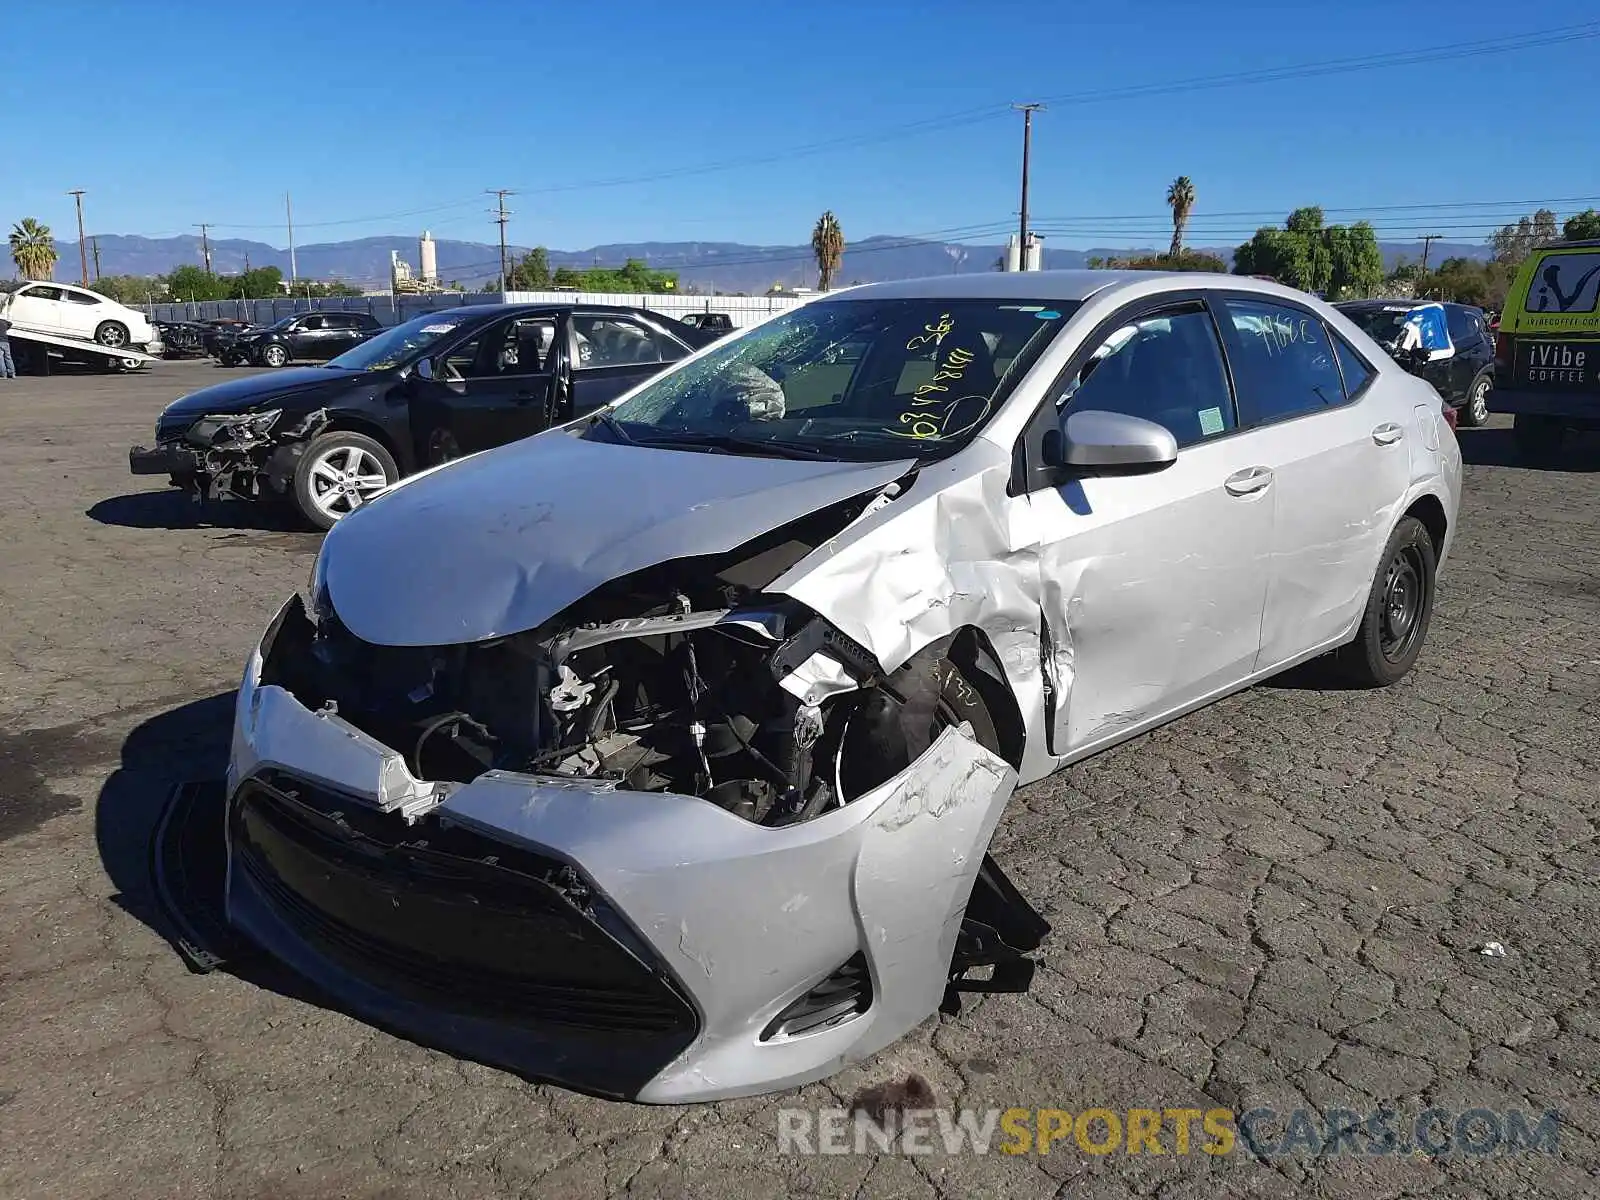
[129,304,710,529]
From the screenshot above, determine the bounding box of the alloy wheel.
[305,445,390,521]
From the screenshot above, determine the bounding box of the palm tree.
[811,211,845,291]
[9,218,59,280]
[1165,176,1196,260]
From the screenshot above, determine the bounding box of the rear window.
[1509,250,1600,333]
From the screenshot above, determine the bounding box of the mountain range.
[11,232,1493,294]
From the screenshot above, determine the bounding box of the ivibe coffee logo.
[1518,339,1596,388]
[1529,252,1600,315]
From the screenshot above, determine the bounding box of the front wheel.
[1513,414,1564,462]
[292,431,399,530]
[95,321,130,348]
[261,343,289,368]
[1459,373,1491,427]
[1333,516,1437,688]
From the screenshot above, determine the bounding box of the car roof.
[825,268,1328,308]
[413,302,659,321]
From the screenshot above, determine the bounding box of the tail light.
[1494,331,1510,366]
[1441,402,1458,431]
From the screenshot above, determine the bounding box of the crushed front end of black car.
[129,406,331,500]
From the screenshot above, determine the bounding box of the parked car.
[677,311,736,336]
[1336,299,1496,425]
[220,311,385,367]
[1488,237,1600,459]
[153,320,210,359]
[129,303,710,528]
[150,271,1460,1102]
[0,281,159,351]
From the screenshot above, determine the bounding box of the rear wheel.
[291,431,399,530]
[1513,414,1565,462]
[1333,516,1437,688]
[1459,372,1491,427]
[94,320,130,348]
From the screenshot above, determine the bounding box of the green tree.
[225,265,284,300]
[552,266,583,288]
[508,247,552,289]
[1165,176,1196,259]
[1324,221,1384,298]
[164,264,228,301]
[1490,208,1559,264]
[91,274,166,304]
[811,211,845,291]
[1100,249,1226,273]
[1564,208,1600,241]
[1232,207,1378,294]
[9,218,58,280]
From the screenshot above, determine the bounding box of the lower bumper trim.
[129,443,200,475]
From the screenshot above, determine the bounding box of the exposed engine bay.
[182,407,332,501]
[264,486,1017,829]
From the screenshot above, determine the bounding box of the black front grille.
[231,774,698,1040]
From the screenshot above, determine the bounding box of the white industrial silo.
[419,230,438,284]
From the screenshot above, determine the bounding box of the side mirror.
[414,357,435,382]
[1043,409,1178,474]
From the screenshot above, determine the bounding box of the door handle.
[1224,466,1273,496]
[1372,423,1404,445]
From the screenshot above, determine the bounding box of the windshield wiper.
[589,410,635,444]
[628,431,833,460]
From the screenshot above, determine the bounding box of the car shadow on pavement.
[95,691,327,1006]
[1456,426,1600,472]
[87,489,310,532]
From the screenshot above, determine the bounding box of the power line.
[169,23,1600,236]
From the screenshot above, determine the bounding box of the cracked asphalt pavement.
[1,361,1597,1199]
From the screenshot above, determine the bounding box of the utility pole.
[487,189,514,289]
[195,223,213,274]
[1013,104,1044,271]
[91,237,101,281]
[1418,234,1441,298]
[286,193,297,286]
[67,189,89,285]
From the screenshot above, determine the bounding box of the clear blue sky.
[4,0,1597,253]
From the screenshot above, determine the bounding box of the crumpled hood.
[322,431,912,646]
[160,368,350,421]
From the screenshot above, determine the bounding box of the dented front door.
[1029,436,1274,757]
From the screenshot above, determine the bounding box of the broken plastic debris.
[1479,941,1507,958]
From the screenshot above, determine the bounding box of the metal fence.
[141,290,808,330]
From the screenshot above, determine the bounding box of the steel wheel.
[304,444,390,521]
[1379,544,1426,663]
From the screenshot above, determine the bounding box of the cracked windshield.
[599,299,1076,460]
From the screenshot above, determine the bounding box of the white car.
[0,282,158,350]
[169,270,1463,1102]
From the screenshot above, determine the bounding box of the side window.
[299,315,326,331]
[326,314,359,330]
[1221,299,1346,425]
[64,290,101,305]
[21,285,64,301]
[571,315,671,368]
[439,335,484,381]
[494,317,556,375]
[1057,305,1236,447]
[1331,334,1375,400]
[1444,305,1474,345]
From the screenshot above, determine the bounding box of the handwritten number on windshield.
[905,313,955,352]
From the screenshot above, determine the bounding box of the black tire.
[1459,372,1492,427]
[1513,414,1564,462]
[1333,516,1437,688]
[291,430,399,531]
[261,343,290,368]
[95,320,130,348]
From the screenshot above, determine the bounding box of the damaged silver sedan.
[162,270,1461,1102]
